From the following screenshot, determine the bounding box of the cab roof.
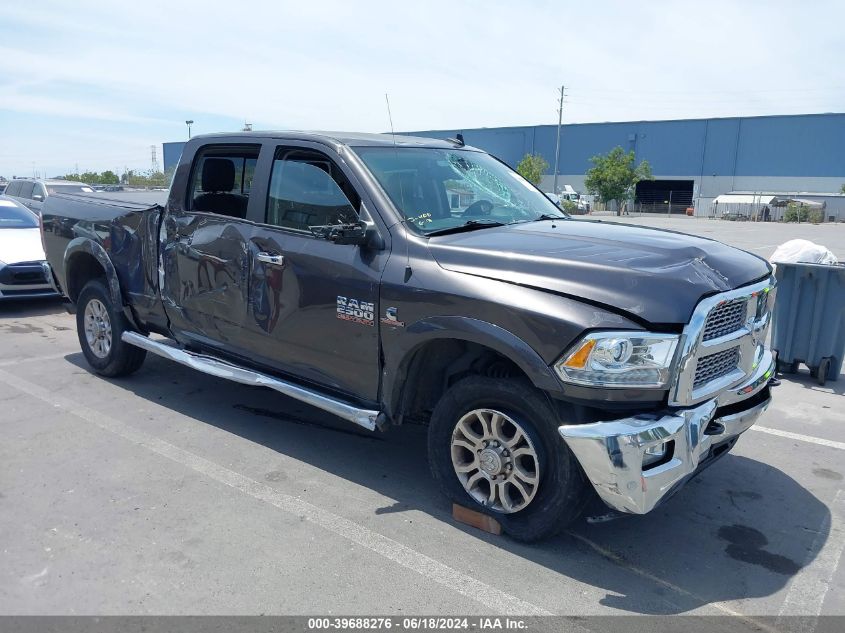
[190,130,480,151]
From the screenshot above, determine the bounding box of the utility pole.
[552,85,566,195]
[185,120,194,140]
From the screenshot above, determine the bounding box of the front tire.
[428,376,588,542]
[76,279,146,377]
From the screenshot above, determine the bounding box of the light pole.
[553,85,565,195]
[185,120,194,140]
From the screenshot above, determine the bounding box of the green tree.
[584,146,653,214]
[840,183,845,194]
[784,202,822,224]
[123,169,169,188]
[516,153,548,186]
[100,170,119,185]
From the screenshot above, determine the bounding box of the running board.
[121,332,381,431]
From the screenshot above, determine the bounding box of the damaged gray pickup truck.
[41,131,776,541]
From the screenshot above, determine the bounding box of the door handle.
[256,252,285,266]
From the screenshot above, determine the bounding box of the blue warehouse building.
[163,112,845,216]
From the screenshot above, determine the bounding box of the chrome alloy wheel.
[83,298,112,359]
[450,409,540,514]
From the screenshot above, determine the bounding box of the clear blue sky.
[1,0,843,178]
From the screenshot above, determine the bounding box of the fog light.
[643,442,668,468]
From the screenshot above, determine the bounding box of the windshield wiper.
[529,213,568,222]
[426,220,507,236]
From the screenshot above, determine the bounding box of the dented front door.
[239,144,386,401]
[244,229,382,400]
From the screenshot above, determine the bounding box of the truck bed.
[41,193,168,332]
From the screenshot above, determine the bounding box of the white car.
[0,196,59,300]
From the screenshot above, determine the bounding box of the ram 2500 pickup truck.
[42,132,776,541]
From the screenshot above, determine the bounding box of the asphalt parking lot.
[584,214,845,261]
[1,219,843,625]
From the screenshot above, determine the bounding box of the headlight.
[555,331,679,388]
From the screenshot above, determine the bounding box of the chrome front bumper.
[558,349,775,515]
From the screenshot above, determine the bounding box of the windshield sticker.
[337,296,375,326]
[406,212,433,227]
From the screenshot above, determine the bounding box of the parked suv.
[5,178,95,215]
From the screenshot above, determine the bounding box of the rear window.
[0,200,38,228]
[188,145,260,219]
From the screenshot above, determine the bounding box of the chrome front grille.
[702,298,748,341]
[693,347,740,389]
[669,277,776,406]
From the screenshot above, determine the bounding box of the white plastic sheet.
[769,239,838,265]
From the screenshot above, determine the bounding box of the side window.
[6,181,20,196]
[189,147,259,219]
[265,150,360,231]
[18,182,35,199]
[33,183,46,199]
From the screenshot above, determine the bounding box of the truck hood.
[427,220,771,324]
[0,228,46,266]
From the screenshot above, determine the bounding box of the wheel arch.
[63,238,122,306]
[383,316,562,424]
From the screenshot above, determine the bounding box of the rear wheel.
[428,376,588,542]
[76,279,146,377]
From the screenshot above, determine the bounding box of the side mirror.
[310,221,368,246]
[32,194,44,202]
[330,222,367,246]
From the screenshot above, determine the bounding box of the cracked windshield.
[355,147,566,234]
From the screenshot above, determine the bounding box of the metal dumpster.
[771,262,845,385]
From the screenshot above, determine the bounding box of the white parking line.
[751,426,845,451]
[776,490,845,631]
[0,368,552,617]
[745,244,781,252]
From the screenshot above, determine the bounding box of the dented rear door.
[160,144,262,354]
